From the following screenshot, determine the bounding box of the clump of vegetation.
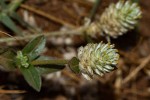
[0,35,120,91]
[0,0,142,92]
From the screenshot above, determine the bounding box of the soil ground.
[0,0,150,100]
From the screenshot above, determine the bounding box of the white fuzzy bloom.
[77,42,119,80]
[86,0,142,38]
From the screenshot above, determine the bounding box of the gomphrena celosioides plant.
[77,42,119,80]
[86,0,142,38]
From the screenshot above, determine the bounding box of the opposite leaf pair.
[15,35,46,91]
[0,35,119,91]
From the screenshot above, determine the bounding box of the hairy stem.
[0,26,88,43]
[31,59,69,66]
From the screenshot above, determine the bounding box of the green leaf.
[10,12,35,29]
[10,12,28,27]
[89,0,101,20]
[22,35,46,61]
[68,57,80,73]
[16,50,41,91]
[0,48,16,71]
[132,0,139,3]
[0,0,7,9]
[37,65,65,75]
[7,0,24,12]
[0,13,22,36]
[18,64,41,92]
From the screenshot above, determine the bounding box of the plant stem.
[89,0,101,20]
[31,59,69,66]
[0,26,88,43]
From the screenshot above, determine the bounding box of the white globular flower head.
[77,42,119,80]
[86,0,142,38]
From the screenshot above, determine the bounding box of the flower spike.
[86,0,142,38]
[77,42,119,80]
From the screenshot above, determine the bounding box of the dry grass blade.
[0,31,17,41]
[0,89,26,94]
[123,55,150,84]
[20,4,76,28]
[123,89,150,97]
[0,26,87,43]
[0,31,14,38]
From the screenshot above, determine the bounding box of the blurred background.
[0,0,150,100]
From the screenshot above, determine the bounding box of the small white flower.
[86,0,142,38]
[77,42,119,80]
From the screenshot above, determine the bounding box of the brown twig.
[0,31,18,40]
[63,6,78,20]
[123,55,150,84]
[20,4,76,28]
[0,89,26,94]
[114,58,124,99]
[123,89,150,97]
